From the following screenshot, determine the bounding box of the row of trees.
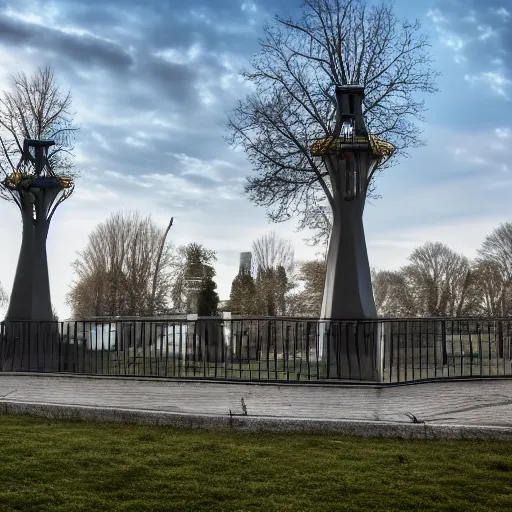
[229,232,294,316]
[226,222,512,319]
[67,223,315,319]
[373,224,512,318]
[67,211,219,318]
[6,218,512,319]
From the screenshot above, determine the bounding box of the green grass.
[0,415,512,511]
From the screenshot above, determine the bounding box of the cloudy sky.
[0,0,510,319]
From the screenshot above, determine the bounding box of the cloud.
[0,0,510,321]
[362,119,512,275]
[428,1,511,98]
[495,127,511,138]
[0,12,133,70]
[367,216,504,271]
[490,7,510,19]
[441,124,512,177]
[464,71,511,97]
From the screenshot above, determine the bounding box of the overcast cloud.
[0,0,510,319]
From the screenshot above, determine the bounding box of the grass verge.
[0,414,511,511]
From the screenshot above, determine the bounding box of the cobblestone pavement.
[0,374,511,426]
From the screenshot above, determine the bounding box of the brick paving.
[1,374,511,427]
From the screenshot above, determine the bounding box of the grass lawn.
[0,415,511,511]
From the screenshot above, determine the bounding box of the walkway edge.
[2,400,512,440]
[2,371,512,388]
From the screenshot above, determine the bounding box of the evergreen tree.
[172,243,217,313]
[184,243,216,281]
[229,271,256,314]
[255,266,277,316]
[197,276,219,316]
[274,265,288,315]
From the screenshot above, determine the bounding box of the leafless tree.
[471,260,511,317]
[401,242,477,317]
[372,268,417,317]
[252,231,295,274]
[372,243,479,317]
[0,66,79,204]
[227,0,438,243]
[473,222,512,316]
[149,218,174,315]
[250,232,296,315]
[67,211,175,318]
[477,222,512,279]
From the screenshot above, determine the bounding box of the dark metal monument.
[2,139,73,370]
[312,85,395,380]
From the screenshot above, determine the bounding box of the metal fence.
[0,317,511,383]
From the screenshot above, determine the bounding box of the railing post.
[442,320,448,366]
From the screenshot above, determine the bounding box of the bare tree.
[372,268,417,317]
[67,211,175,318]
[401,242,477,317]
[288,259,326,316]
[372,243,479,318]
[473,222,512,316]
[477,222,512,279]
[471,260,511,317]
[252,231,295,274]
[149,218,174,315]
[251,232,296,315]
[0,65,79,202]
[227,0,438,243]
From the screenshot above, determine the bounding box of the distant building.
[239,252,252,274]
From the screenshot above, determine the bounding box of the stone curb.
[2,400,512,440]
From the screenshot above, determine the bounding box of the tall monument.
[2,139,73,370]
[311,85,394,379]
[238,252,252,275]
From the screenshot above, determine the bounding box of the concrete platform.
[1,373,512,439]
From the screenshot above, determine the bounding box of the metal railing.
[1,317,511,383]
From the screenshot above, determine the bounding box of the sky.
[0,0,510,319]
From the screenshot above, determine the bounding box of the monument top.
[24,139,55,148]
[335,84,365,94]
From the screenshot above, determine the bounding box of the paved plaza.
[1,373,512,438]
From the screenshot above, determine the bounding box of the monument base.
[320,321,382,381]
[1,321,62,372]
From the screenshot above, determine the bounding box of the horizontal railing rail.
[0,317,511,383]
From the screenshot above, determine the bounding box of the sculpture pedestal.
[1,321,61,372]
[319,321,383,381]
